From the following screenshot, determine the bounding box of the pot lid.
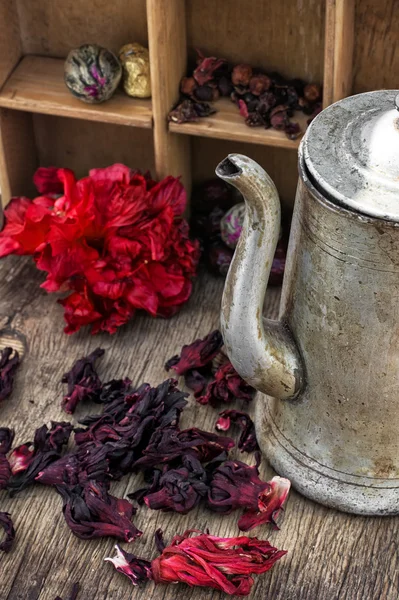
[302,90,399,222]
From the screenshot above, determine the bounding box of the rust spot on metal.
[373,457,397,478]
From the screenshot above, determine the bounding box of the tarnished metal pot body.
[256,156,399,515]
[216,90,399,515]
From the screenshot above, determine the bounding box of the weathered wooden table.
[0,256,398,600]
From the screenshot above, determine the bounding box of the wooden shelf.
[169,98,309,149]
[0,55,153,128]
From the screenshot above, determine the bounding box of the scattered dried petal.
[193,51,226,86]
[216,410,259,453]
[105,544,152,585]
[56,480,141,541]
[0,512,15,552]
[61,348,104,414]
[0,347,20,402]
[8,421,73,494]
[198,362,254,406]
[238,476,291,531]
[165,330,223,376]
[154,528,166,553]
[143,455,208,514]
[208,459,266,515]
[151,530,286,595]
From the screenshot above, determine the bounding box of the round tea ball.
[64,44,122,104]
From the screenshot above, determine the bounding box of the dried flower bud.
[304,83,321,102]
[180,76,197,96]
[193,52,227,86]
[0,512,15,553]
[143,455,208,514]
[165,330,223,376]
[198,361,254,406]
[106,530,286,595]
[218,75,233,97]
[216,410,259,453]
[0,347,20,403]
[105,544,152,585]
[208,243,234,276]
[61,347,104,414]
[249,74,271,96]
[56,480,142,542]
[231,64,253,87]
[193,85,218,103]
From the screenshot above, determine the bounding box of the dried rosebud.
[165,330,223,376]
[284,121,301,140]
[152,530,286,595]
[0,347,20,402]
[8,421,73,494]
[270,111,288,130]
[143,455,208,514]
[231,64,253,87]
[193,51,226,86]
[208,243,234,276]
[218,75,233,97]
[0,427,14,490]
[193,85,219,103]
[198,361,254,406]
[56,480,141,541]
[304,83,321,102]
[238,476,291,531]
[134,426,234,469]
[61,347,104,414]
[54,583,80,600]
[180,76,197,96]
[249,74,271,96]
[0,512,15,553]
[105,544,152,585]
[216,410,259,453]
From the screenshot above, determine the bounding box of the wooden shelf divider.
[0,56,153,128]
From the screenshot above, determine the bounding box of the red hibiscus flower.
[0,165,200,334]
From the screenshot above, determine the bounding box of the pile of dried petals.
[169,49,322,140]
[0,165,200,334]
[0,347,290,595]
[106,529,286,595]
[165,329,255,406]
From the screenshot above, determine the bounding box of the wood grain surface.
[0,256,398,599]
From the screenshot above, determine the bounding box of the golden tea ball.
[64,44,122,103]
[119,43,151,98]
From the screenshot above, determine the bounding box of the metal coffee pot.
[216,90,399,515]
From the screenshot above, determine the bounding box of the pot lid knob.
[302,90,399,222]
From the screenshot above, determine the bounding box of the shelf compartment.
[169,98,309,149]
[0,55,153,128]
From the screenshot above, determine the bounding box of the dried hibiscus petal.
[165,330,223,376]
[216,410,259,453]
[142,455,208,514]
[134,426,234,469]
[61,347,104,414]
[106,530,286,596]
[105,544,152,585]
[198,361,255,406]
[56,480,141,542]
[183,368,209,397]
[208,459,291,531]
[8,421,73,494]
[0,347,20,402]
[193,50,227,86]
[0,427,14,490]
[0,512,15,552]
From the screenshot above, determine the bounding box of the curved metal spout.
[216,154,304,400]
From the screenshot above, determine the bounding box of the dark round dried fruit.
[304,83,321,102]
[193,85,215,102]
[180,76,197,96]
[249,74,271,96]
[231,64,253,87]
[64,44,122,104]
[218,76,233,97]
